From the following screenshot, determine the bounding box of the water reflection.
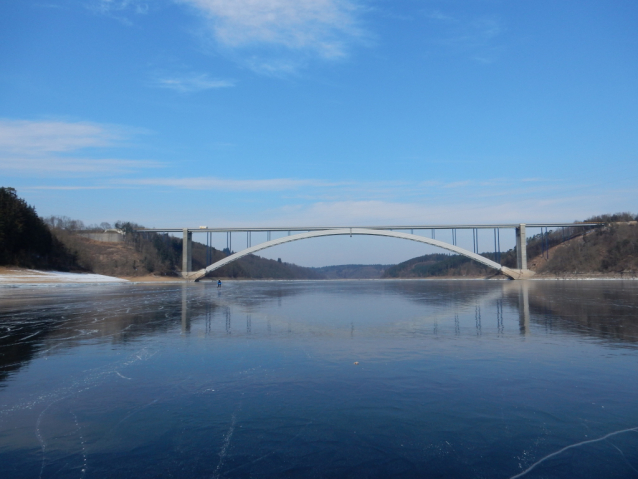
[181,284,190,333]
[180,280,638,345]
[2,281,638,387]
[1,280,638,478]
[526,282,638,344]
[519,281,530,335]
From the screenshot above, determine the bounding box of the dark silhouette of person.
[217,280,222,288]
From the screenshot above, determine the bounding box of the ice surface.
[1,281,637,478]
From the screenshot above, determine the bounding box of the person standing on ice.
[217,280,222,288]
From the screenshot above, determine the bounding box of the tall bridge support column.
[516,224,527,270]
[182,228,192,275]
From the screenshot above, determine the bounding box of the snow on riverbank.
[0,267,128,284]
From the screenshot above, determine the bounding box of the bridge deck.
[138,223,602,233]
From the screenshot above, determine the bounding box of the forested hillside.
[533,219,638,275]
[47,218,324,279]
[46,218,182,277]
[0,187,77,269]
[384,214,638,278]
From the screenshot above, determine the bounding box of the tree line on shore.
[0,187,76,269]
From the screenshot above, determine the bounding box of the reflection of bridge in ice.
[180,281,539,338]
[178,280,638,344]
[140,222,601,281]
[1,280,636,387]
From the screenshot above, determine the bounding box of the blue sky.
[1,0,637,266]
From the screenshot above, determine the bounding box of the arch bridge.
[137,223,601,281]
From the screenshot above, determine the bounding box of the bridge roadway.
[137,223,602,281]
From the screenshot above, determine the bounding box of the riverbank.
[1,267,636,285]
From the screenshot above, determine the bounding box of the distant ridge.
[312,264,389,279]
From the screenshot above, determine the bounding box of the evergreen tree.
[0,187,69,267]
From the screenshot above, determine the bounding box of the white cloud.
[244,58,300,76]
[424,11,505,63]
[92,0,366,73]
[0,119,161,176]
[154,73,235,92]
[281,200,431,224]
[94,0,149,15]
[179,0,364,60]
[23,185,122,190]
[116,175,569,200]
[0,157,162,174]
[120,176,335,190]
[269,196,619,227]
[442,180,471,189]
[0,119,126,154]
[424,10,454,22]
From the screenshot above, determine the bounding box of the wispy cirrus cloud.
[442,180,471,189]
[268,191,633,227]
[0,157,162,174]
[23,185,126,190]
[153,73,235,92]
[0,119,162,176]
[94,0,367,73]
[26,173,630,229]
[180,0,364,59]
[93,0,149,15]
[114,176,573,205]
[423,10,505,63]
[0,119,126,154]
[120,176,339,191]
[424,10,454,22]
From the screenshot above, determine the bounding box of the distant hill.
[382,253,506,278]
[190,241,324,280]
[312,264,389,279]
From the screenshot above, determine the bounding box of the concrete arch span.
[188,228,529,281]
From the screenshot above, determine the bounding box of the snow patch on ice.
[0,268,128,284]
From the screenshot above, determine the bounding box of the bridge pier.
[515,224,527,270]
[182,228,192,276]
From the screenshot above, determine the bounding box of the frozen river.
[1,280,638,478]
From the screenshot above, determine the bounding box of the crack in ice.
[510,427,638,478]
[71,410,88,478]
[212,413,236,479]
[607,439,638,475]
